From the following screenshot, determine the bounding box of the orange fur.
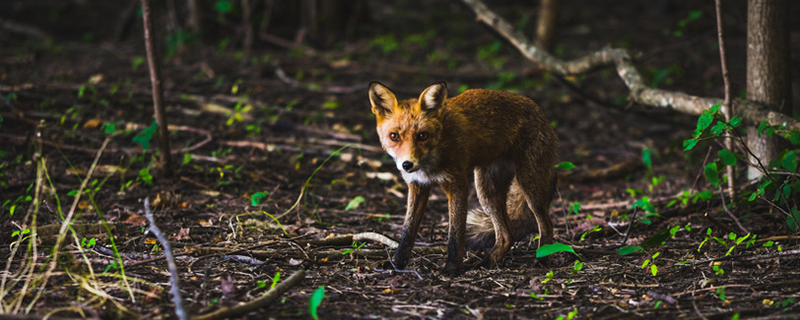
[369,81,557,274]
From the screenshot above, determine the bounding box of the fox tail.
[466,177,554,249]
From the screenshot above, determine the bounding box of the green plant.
[541,270,554,284]
[370,34,399,54]
[309,286,325,320]
[684,102,800,233]
[641,251,660,276]
[664,10,703,37]
[270,272,280,289]
[251,191,269,206]
[345,196,365,211]
[342,241,365,255]
[226,102,253,126]
[712,262,725,275]
[571,260,584,274]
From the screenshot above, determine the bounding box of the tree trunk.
[187,0,202,36]
[300,0,365,49]
[746,0,791,180]
[141,0,175,178]
[535,0,559,52]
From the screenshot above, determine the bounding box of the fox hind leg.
[474,160,515,267]
[514,156,555,247]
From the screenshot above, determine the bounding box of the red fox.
[368,81,558,274]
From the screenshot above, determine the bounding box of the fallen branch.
[304,232,399,249]
[0,124,211,156]
[191,270,305,320]
[460,0,800,130]
[144,196,188,320]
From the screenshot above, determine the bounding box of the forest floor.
[2,0,800,319]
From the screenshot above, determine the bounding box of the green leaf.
[642,148,652,170]
[345,196,366,210]
[695,110,714,135]
[781,150,797,172]
[617,246,643,255]
[718,149,737,166]
[322,101,340,110]
[536,242,575,258]
[215,0,233,14]
[787,207,800,233]
[709,102,721,114]
[251,191,269,206]
[704,163,719,188]
[710,121,726,136]
[641,228,670,247]
[730,116,742,128]
[530,292,544,300]
[541,270,554,284]
[650,264,658,276]
[270,272,280,289]
[555,161,575,171]
[633,196,655,213]
[132,120,158,150]
[683,138,698,151]
[309,286,325,320]
[789,131,800,145]
[758,120,769,135]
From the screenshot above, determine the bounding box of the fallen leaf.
[176,227,191,241]
[83,119,101,129]
[88,74,104,84]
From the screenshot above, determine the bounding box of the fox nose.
[402,161,414,172]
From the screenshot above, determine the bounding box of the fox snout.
[396,158,419,173]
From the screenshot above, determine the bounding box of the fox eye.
[417,132,428,141]
[389,132,400,141]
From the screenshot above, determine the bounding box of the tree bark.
[746,0,791,180]
[535,0,559,52]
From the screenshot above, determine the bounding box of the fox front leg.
[392,182,431,269]
[442,178,469,276]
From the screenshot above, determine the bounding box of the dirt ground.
[2,0,800,319]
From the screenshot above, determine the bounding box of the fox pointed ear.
[418,81,447,112]
[369,81,398,117]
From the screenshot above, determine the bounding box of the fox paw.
[442,262,463,276]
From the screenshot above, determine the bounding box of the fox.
[368,81,558,275]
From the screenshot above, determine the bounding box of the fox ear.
[418,81,447,112]
[369,81,398,117]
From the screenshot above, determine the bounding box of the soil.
[2,0,800,319]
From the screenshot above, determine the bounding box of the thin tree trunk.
[715,0,734,198]
[535,0,559,52]
[746,0,791,180]
[141,0,175,178]
[187,0,202,36]
[242,0,254,50]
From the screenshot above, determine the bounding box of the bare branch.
[460,0,800,130]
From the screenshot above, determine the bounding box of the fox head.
[369,81,447,184]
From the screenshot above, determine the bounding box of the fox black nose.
[402,161,414,171]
